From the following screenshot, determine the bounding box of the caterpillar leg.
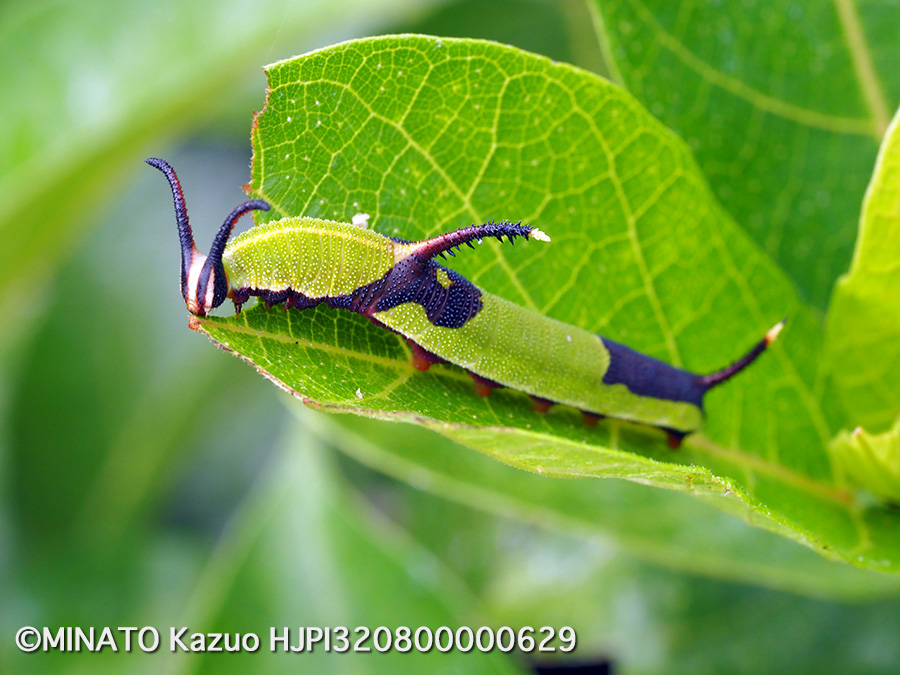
[408,340,445,371]
[260,289,290,310]
[664,429,687,449]
[470,373,502,396]
[230,288,250,313]
[231,288,321,313]
[581,411,604,426]
[530,396,554,413]
[284,293,321,311]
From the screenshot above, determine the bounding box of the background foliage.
[2,1,900,673]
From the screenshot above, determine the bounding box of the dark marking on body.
[600,337,706,408]
[357,255,483,329]
[234,254,483,329]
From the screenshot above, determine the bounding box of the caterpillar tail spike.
[698,318,786,390]
[145,158,270,316]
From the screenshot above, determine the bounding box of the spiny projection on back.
[148,158,784,448]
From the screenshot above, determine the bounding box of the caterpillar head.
[146,158,270,316]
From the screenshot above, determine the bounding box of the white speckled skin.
[222,217,397,299]
[374,295,702,433]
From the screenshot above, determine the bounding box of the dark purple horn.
[207,199,271,265]
[146,157,196,300]
[199,199,270,311]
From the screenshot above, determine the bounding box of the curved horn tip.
[145,157,177,177]
[529,228,551,242]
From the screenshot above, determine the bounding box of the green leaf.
[587,0,899,307]
[831,418,900,503]
[825,107,900,431]
[488,547,900,673]
[312,411,900,600]
[5,151,288,552]
[163,422,525,675]
[196,35,900,569]
[326,419,900,668]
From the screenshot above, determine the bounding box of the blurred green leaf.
[0,148,265,675]
[191,36,900,570]
[831,418,900,503]
[0,0,438,331]
[6,149,287,554]
[336,429,900,672]
[588,0,900,307]
[315,411,900,600]
[164,422,525,675]
[3,419,525,674]
[407,0,578,65]
[825,107,900,431]
[488,545,900,673]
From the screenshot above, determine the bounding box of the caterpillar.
[148,158,783,448]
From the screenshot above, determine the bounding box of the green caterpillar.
[148,158,783,447]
